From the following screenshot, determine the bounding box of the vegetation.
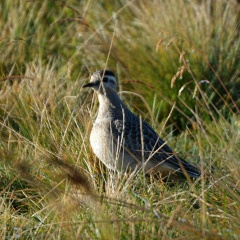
[0,0,239,239]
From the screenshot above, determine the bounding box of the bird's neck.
[97,89,126,120]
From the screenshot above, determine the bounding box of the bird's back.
[110,107,201,178]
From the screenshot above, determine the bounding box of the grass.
[0,0,239,239]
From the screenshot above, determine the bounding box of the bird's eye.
[103,77,108,82]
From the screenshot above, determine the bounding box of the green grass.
[0,0,239,239]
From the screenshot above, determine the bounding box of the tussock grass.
[0,0,239,239]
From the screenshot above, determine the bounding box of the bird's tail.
[177,157,201,179]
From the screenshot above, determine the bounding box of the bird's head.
[82,70,117,94]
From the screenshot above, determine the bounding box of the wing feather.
[111,108,200,178]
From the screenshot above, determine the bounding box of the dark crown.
[94,70,115,78]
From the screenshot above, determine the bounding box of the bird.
[82,70,201,179]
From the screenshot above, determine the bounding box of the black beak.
[82,80,101,88]
[82,82,95,88]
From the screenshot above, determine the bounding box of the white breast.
[90,121,117,170]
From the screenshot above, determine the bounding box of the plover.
[83,70,201,178]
